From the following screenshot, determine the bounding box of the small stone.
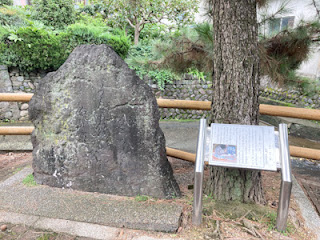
[0,225,7,231]
[199,89,206,95]
[20,110,28,117]
[20,103,29,110]
[12,81,20,87]
[28,82,35,89]
[4,111,13,119]
[17,76,24,82]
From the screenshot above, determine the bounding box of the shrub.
[0,7,26,26]
[64,23,130,58]
[0,24,131,71]
[0,26,65,71]
[32,0,76,29]
[0,0,13,6]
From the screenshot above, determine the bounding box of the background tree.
[0,0,13,6]
[95,0,198,44]
[32,0,76,29]
[204,0,264,203]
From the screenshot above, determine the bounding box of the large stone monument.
[29,45,180,198]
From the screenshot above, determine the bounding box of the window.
[268,16,295,36]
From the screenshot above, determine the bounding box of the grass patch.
[22,174,37,187]
[135,195,149,202]
[12,167,22,174]
[203,200,274,221]
[260,97,296,107]
[36,233,57,240]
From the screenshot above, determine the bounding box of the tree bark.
[205,0,264,203]
[134,25,140,45]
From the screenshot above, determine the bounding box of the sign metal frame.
[192,119,292,232]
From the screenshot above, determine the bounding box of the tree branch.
[126,18,135,28]
[311,0,320,19]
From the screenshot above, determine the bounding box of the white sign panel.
[208,123,279,171]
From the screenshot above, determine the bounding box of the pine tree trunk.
[205,0,264,203]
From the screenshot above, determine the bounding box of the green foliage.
[294,76,320,96]
[128,63,177,89]
[64,23,130,58]
[188,67,205,81]
[142,23,214,75]
[0,26,65,71]
[139,24,171,44]
[264,211,277,231]
[126,42,179,89]
[263,211,294,234]
[0,6,26,27]
[0,25,9,38]
[0,23,130,71]
[32,0,76,29]
[91,0,199,44]
[36,233,58,240]
[260,23,313,85]
[23,174,37,187]
[0,0,13,6]
[135,195,149,202]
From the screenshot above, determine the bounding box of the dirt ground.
[0,152,317,240]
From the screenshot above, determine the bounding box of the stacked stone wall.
[260,88,320,109]
[1,66,319,121]
[0,66,46,121]
[152,77,212,119]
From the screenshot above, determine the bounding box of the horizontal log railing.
[0,93,320,160]
[0,93,33,102]
[167,146,320,161]
[0,126,319,160]
[157,99,320,121]
[1,94,320,120]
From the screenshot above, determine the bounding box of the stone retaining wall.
[0,66,45,121]
[1,66,319,121]
[152,79,320,120]
[152,77,212,120]
[260,88,320,109]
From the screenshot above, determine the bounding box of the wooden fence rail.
[157,99,320,121]
[0,126,319,160]
[1,94,320,120]
[0,93,319,160]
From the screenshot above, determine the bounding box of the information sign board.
[207,123,279,171]
[193,119,292,232]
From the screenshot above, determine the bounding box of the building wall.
[259,0,319,79]
[197,0,320,80]
[13,0,29,6]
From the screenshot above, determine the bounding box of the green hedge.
[0,7,26,26]
[0,25,130,72]
[32,0,76,29]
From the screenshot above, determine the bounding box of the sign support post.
[192,118,206,225]
[192,120,292,231]
[276,123,292,231]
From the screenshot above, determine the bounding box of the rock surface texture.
[29,45,180,198]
